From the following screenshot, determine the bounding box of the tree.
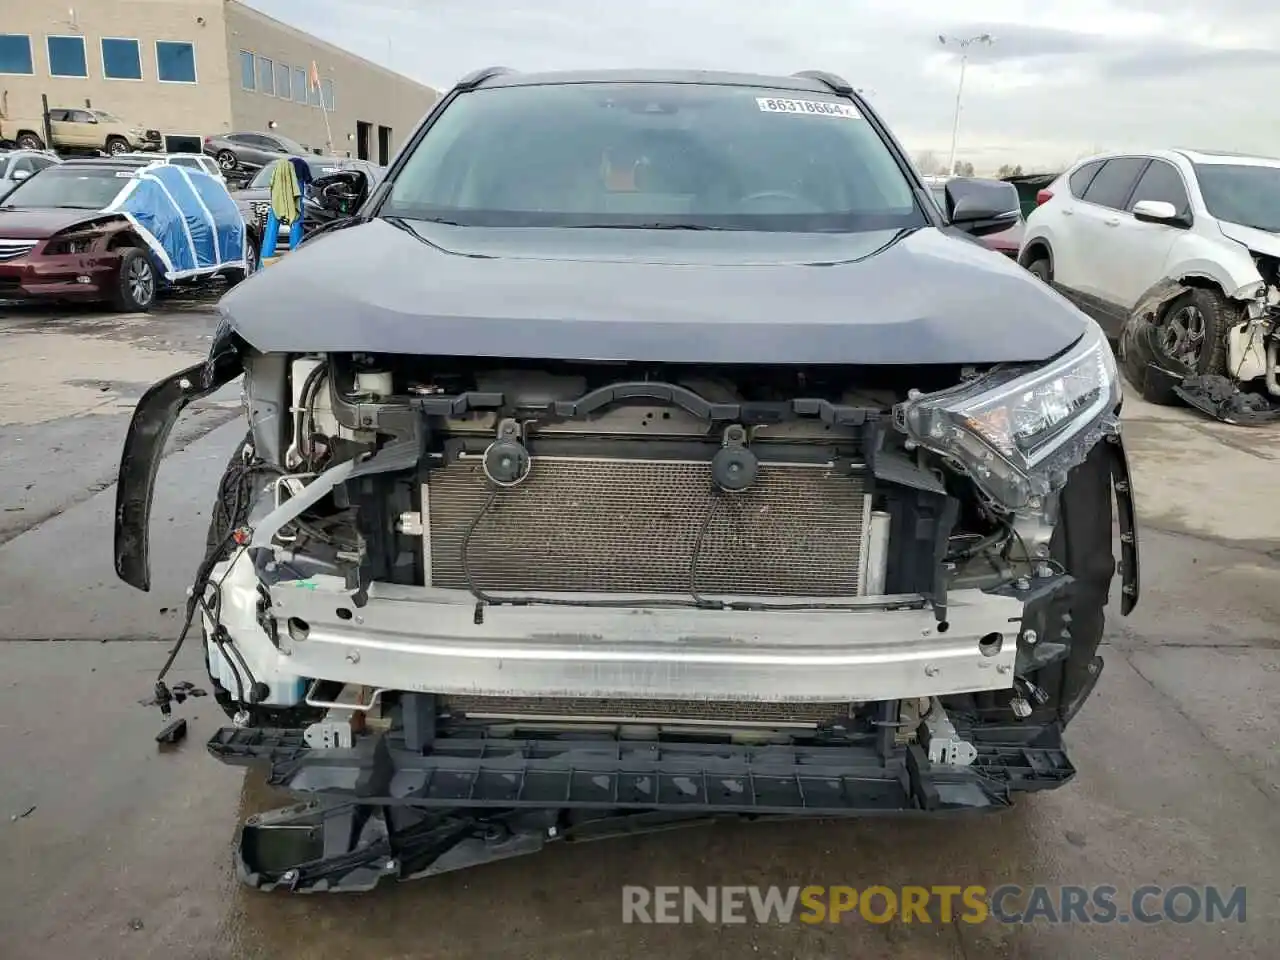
[913,150,943,176]
[953,160,975,177]
[996,163,1024,178]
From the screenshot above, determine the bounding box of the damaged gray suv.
[114,68,1140,892]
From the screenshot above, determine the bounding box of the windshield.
[0,166,126,209]
[92,110,122,123]
[381,82,923,232]
[249,157,348,189]
[1194,163,1280,233]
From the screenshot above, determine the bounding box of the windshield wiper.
[574,222,723,230]
[381,215,425,240]
[384,214,463,229]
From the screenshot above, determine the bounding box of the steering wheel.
[736,189,821,212]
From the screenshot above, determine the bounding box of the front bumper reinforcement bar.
[260,581,1026,703]
[212,726,1075,892]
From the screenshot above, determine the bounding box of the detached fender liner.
[1108,435,1140,616]
[114,352,244,591]
[211,726,1076,892]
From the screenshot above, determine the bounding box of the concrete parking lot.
[0,297,1276,960]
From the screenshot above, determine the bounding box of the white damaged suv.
[1019,149,1280,400]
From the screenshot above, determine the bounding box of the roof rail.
[456,66,515,91]
[792,71,854,95]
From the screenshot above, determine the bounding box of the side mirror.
[10,169,31,182]
[1132,199,1187,227]
[944,178,1021,237]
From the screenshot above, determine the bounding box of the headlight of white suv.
[896,321,1121,512]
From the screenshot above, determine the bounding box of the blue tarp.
[104,164,247,280]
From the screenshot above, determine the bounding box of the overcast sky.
[247,0,1280,171]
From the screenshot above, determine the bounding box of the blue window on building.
[156,40,196,83]
[274,62,290,100]
[321,79,335,112]
[47,36,87,77]
[257,55,274,95]
[0,34,34,75]
[293,66,307,103]
[240,50,254,90]
[101,38,142,80]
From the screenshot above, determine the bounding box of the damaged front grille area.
[424,456,871,597]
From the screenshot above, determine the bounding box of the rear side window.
[1068,160,1104,198]
[1127,160,1190,218]
[1081,158,1148,210]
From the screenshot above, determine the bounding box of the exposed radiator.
[424,455,871,597]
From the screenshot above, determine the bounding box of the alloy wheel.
[128,257,155,306]
[1160,305,1205,367]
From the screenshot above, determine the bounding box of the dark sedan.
[203,131,311,176]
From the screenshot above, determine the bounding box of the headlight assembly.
[896,321,1121,511]
[44,232,101,256]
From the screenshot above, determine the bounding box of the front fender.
[114,346,244,591]
[1117,278,1196,400]
[1167,244,1264,301]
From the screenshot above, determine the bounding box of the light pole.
[938,33,994,176]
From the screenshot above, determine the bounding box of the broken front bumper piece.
[211,717,1076,893]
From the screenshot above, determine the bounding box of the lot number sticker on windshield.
[756,97,862,119]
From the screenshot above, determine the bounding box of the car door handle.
[1105,217,1120,226]
[1061,208,1072,216]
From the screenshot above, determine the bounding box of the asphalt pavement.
[0,295,1276,960]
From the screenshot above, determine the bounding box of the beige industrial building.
[0,0,438,162]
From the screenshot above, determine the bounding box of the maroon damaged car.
[0,157,165,310]
[0,157,204,311]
